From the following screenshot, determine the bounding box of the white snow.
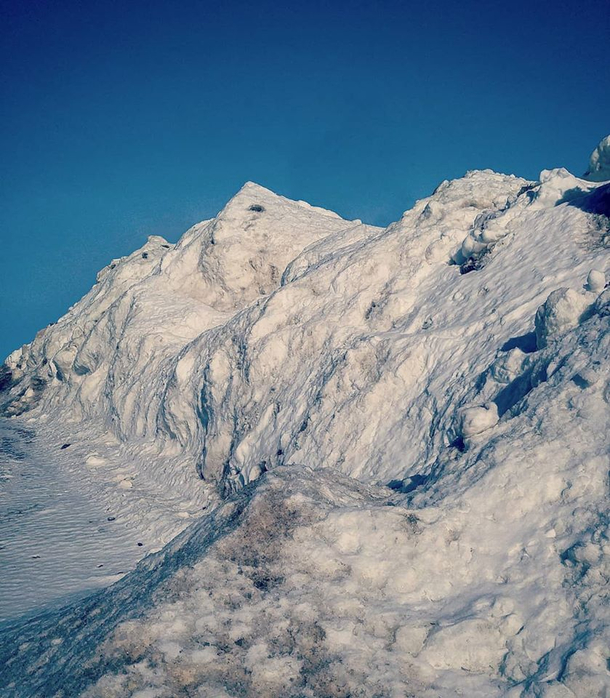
[587,268,606,293]
[457,401,499,439]
[0,418,209,623]
[534,287,593,349]
[584,134,610,182]
[1,136,609,697]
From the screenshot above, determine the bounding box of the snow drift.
[0,137,609,697]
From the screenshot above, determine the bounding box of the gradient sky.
[1,0,609,360]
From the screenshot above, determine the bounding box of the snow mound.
[1,138,610,696]
[584,135,610,182]
[1,151,609,501]
[2,282,609,697]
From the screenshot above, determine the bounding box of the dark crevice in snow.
[500,331,537,354]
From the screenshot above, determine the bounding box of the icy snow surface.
[0,139,609,696]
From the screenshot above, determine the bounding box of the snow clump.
[457,402,499,440]
[534,287,592,349]
[586,268,606,293]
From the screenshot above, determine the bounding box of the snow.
[0,420,145,622]
[534,287,593,349]
[584,134,610,182]
[457,401,499,439]
[587,268,606,293]
[0,417,210,624]
[0,136,609,696]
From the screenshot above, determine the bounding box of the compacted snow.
[0,138,609,697]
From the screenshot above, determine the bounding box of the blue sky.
[1,0,608,360]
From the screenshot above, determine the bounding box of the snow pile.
[1,183,370,505]
[1,136,609,696]
[1,182,361,421]
[2,281,609,696]
[3,158,608,499]
[584,134,610,182]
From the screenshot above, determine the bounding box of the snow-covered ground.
[0,137,608,696]
[0,419,147,621]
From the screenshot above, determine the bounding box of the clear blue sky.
[1,0,608,360]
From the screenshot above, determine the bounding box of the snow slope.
[0,138,609,696]
[0,419,151,622]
